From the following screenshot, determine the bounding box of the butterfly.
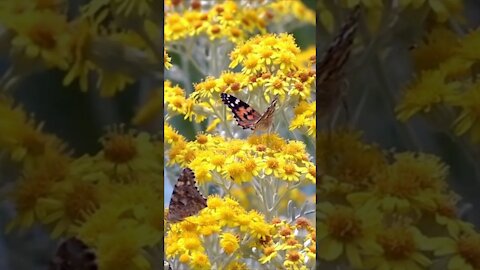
[49,237,97,270]
[220,93,278,131]
[166,168,207,223]
[317,5,361,119]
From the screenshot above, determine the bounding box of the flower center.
[326,209,362,242]
[29,26,56,49]
[103,134,137,164]
[377,227,415,260]
[457,235,480,268]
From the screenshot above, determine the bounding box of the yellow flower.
[193,76,220,99]
[249,221,272,240]
[317,202,382,268]
[0,100,67,163]
[230,33,302,76]
[267,0,315,25]
[284,250,306,270]
[220,233,240,254]
[164,124,185,146]
[396,69,456,121]
[164,49,172,69]
[349,152,448,213]
[226,261,249,270]
[95,67,134,97]
[364,225,433,270]
[90,127,161,183]
[317,130,386,187]
[447,82,480,143]
[96,225,156,270]
[62,18,97,92]
[259,245,278,264]
[36,180,99,238]
[264,75,288,98]
[223,162,252,183]
[411,27,459,71]
[7,169,56,231]
[183,235,202,251]
[278,161,301,182]
[74,203,128,243]
[457,29,480,62]
[190,252,211,270]
[9,10,70,69]
[432,230,480,270]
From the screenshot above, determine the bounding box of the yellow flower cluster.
[317,130,480,270]
[164,49,172,69]
[164,0,314,44]
[160,33,315,138]
[396,27,480,143]
[260,217,316,270]
[290,101,316,138]
[1,103,164,270]
[165,196,270,269]
[165,80,207,123]
[165,196,315,270]
[0,98,66,164]
[0,0,161,96]
[165,124,315,186]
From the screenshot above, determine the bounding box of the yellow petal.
[346,243,363,268]
[318,237,343,261]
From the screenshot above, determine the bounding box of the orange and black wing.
[221,93,262,130]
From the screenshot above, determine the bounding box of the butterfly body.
[221,93,278,131]
[166,168,207,223]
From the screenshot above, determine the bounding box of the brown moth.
[166,168,207,223]
[49,237,97,270]
[317,5,361,119]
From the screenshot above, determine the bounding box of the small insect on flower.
[166,168,207,223]
[220,93,278,132]
[49,237,97,270]
[317,5,361,119]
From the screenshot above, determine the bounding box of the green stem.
[207,100,234,137]
[371,54,421,150]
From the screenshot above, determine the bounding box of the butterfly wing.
[221,93,262,130]
[166,168,207,223]
[254,95,278,131]
[317,5,360,116]
[49,237,97,270]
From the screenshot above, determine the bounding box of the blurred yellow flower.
[364,225,433,270]
[317,202,382,268]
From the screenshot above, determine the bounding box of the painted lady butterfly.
[166,168,207,223]
[220,93,278,131]
[317,5,361,118]
[49,237,97,270]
